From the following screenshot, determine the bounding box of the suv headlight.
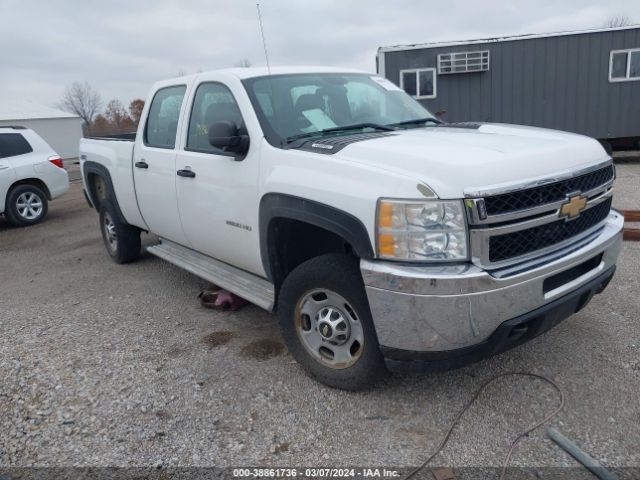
[376,199,468,261]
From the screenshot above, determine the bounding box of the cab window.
[186,82,245,154]
[144,85,186,149]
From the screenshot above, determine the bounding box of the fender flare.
[82,161,128,224]
[259,193,374,280]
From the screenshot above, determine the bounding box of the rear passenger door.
[133,85,190,244]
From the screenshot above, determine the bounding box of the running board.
[147,239,274,311]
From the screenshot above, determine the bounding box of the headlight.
[377,199,468,261]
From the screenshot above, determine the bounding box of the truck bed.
[86,132,136,141]
[79,137,146,229]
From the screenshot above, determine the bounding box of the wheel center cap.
[319,322,333,339]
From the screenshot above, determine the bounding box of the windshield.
[242,73,437,147]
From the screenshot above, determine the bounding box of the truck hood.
[333,123,608,199]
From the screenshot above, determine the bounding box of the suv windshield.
[242,73,438,147]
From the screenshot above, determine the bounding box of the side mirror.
[208,121,249,159]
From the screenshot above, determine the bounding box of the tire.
[277,254,386,390]
[5,184,49,226]
[99,200,141,264]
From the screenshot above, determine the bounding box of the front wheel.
[99,200,141,264]
[278,254,386,390]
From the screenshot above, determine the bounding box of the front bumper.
[361,211,624,368]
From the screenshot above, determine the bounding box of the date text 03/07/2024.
[232,468,400,478]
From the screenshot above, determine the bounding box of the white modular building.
[0,100,83,159]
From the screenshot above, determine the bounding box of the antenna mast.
[256,3,271,75]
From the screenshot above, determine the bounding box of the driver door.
[175,81,263,276]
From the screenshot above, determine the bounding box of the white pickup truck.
[80,66,623,389]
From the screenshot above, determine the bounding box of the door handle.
[0,165,9,170]
[135,160,148,169]
[177,169,196,178]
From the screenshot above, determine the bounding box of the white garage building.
[0,100,83,159]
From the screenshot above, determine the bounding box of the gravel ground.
[613,163,640,211]
[1,165,639,474]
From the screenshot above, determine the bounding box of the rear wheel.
[99,200,141,264]
[5,184,49,226]
[278,254,386,390]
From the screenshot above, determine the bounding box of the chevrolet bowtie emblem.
[560,194,588,219]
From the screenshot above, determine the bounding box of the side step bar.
[147,239,275,311]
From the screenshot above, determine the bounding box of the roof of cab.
[162,66,371,84]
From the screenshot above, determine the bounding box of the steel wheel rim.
[294,289,364,369]
[16,192,43,220]
[103,211,117,253]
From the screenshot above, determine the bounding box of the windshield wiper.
[388,117,443,127]
[285,122,395,144]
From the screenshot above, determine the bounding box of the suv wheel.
[278,254,386,390]
[99,200,141,264]
[5,184,49,226]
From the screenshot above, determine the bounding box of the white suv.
[0,126,69,226]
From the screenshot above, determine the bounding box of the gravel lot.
[1,164,639,475]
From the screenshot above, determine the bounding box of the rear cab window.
[144,86,187,148]
[0,132,33,158]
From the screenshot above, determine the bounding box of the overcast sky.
[1,0,638,110]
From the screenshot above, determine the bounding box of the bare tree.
[58,81,102,127]
[605,16,632,28]
[235,58,252,68]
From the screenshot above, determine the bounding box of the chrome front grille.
[483,165,614,216]
[488,197,612,262]
[465,160,615,269]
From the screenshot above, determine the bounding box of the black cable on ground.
[403,372,566,480]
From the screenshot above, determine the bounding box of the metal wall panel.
[382,28,640,139]
[0,118,83,159]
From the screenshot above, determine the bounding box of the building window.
[399,68,436,99]
[438,50,490,74]
[609,48,640,82]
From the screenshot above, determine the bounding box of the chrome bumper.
[361,211,624,352]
